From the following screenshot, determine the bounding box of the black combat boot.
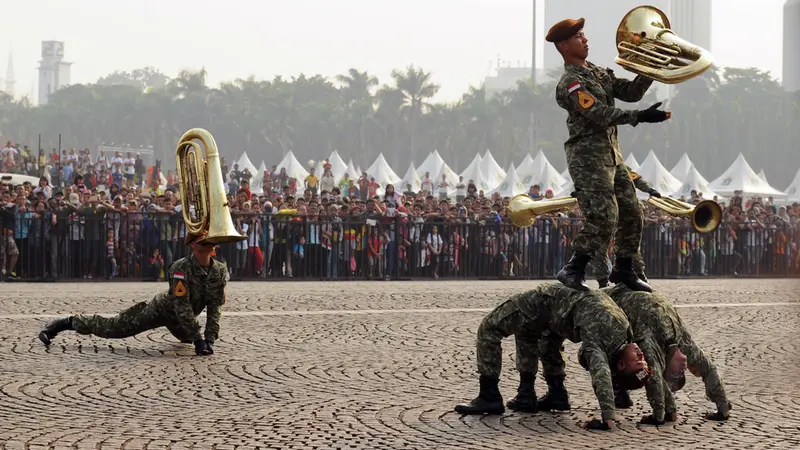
[38,316,74,345]
[597,278,609,288]
[506,372,538,413]
[454,375,505,415]
[556,253,591,291]
[609,257,652,292]
[636,271,649,283]
[537,376,571,412]
[614,386,634,409]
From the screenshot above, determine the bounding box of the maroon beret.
[545,18,585,43]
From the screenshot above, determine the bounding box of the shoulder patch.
[174,280,188,297]
[567,81,581,93]
[577,91,595,109]
[173,271,185,280]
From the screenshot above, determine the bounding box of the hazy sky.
[0,0,787,102]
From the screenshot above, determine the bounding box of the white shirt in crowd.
[124,157,136,175]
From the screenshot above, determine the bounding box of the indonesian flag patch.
[173,271,185,280]
[567,81,581,93]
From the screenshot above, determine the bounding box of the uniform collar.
[564,61,597,76]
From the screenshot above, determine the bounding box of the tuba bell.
[175,128,246,244]
[647,197,722,233]
[615,6,713,84]
[508,194,578,228]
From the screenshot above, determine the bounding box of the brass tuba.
[175,128,246,244]
[508,194,578,228]
[615,6,713,84]
[648,197,722,233]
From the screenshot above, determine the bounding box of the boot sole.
[454,406,505,415]
[556,274,590,291]
[507,404,539,413]
[38,331,51,346]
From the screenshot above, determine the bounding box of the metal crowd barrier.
[0,213,797,281]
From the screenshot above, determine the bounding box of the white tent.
[236,152,259,179]
[365,153,403,186]
[400,162,422,191]
[757,169,768,183]
[492,164,526,198]
[316,151,348,181]
[784,169,800,202]
[672,163,721,200]
[435,162,461,195]
[253,160,268,194]
[480,149,507,188]
[344,159,358,181]
[560,168,572,184]
[556,178,574,197]
[416,150,446,179]
[670,153,694,180]
[624,153,641,171]
[708,153,787,197]
[637,150,683,196]
[459,154,490,191]
[515,154,534,175]
[276,150,309,181]
[522,151,567,190]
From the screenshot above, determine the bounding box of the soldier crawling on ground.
[453,282,652,431]
[37,230,227,356]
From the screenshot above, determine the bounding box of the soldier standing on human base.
[38,230,227,356]
[546,17,670,292]
[589,165,662,287]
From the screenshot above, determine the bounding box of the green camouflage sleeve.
[581,344,617,422]
[663,381,677,415]
[678,334,730,414]
[556,75,640,129]
[611,73,654,103]
[203,265,227,343]
[626,165,653,192]
[167,265,203,343]
[639,335,668,421]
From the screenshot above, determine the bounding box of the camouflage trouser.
[570,163,643,259]
[475,300,566,379]
[72,301,192,340]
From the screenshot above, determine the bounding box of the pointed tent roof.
[252,160,268,194]
[709,153,787,197]
[784,169,800,201]
[365,153,402,186]
[236,152,258,177]
[560,168,572,184]
[344,159,358,181]
[670,153,694,180]
[436,162,461,188]
[416,150,445,178]
[491,164,525,198]
[637,150,683,195]
[459,154,490,192]
[624,153,640,171]
[515,153,534,173]
[520,151,566,190]
[316,151,348,181]
[480,149,507,187]
[672,163,721,200]
[400,162,422,191]
[757,169,768,183]
[276,150,309,181]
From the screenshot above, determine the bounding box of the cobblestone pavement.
[1,279,799,449]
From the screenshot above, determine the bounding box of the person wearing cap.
[453,282,652,431]
[546,17,669,293]
[587,164,661,287]
[37,230,227,356]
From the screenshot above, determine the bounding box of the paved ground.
[1,279,799,449]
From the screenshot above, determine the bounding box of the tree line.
[0,64,798,187]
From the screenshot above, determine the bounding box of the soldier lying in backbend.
[453,282,652,430]
[37,230,227,356]
[603,284,732,423]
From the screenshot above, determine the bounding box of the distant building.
[4,51,14,98]
[784,0,800,91]
[38,41,72,106]
[669,0,712,53]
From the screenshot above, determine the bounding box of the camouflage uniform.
[590,165,652,281]
[603,285,730,422]
[475,282,632,422]
[555,63,652,261]
[72,254,227,342]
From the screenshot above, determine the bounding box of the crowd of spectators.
[2,143,799,282]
